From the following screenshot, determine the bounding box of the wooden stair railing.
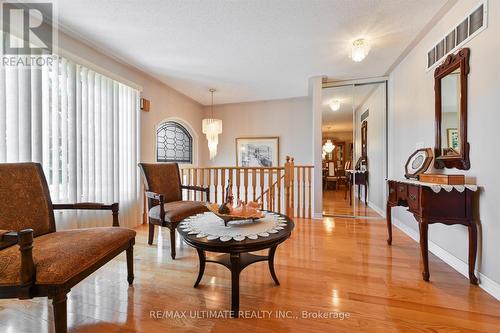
[142,156,313,223]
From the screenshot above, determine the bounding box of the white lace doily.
[392,179,478,193]
[179,212,288,242]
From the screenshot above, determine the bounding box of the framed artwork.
[235,137,279,167]
[447,128,459,151]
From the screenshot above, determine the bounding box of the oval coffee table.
[178,211,294,318]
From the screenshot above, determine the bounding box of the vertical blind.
[0,53,141,228]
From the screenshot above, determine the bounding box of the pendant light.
[202,89,223,160]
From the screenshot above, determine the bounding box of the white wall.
[389,0,500,294]
[201,97,312,166]
[355,84,386,214]
[57,30,204,165]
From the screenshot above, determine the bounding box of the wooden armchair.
[139,163,209,259]
[0,163,135,333]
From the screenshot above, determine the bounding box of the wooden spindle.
[297,166,301,217]
[268,168,273,211]
[244,168,249,202]
[302,167,306,218]
[221,168,226,202]
[228,168,234,200]
[214,169,219,204]
[187,168,192,201]
[193,168,198,201]
[277,168,282,214]
[259,168,265,207]
[236,168,241,201]
[308,167,312,218]
[290,158,295,216]
[207,169,212,203]
[284,157,292,217]
[252,169,257,202]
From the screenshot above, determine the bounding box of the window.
[156,121,192,163]
[0,35,141,227]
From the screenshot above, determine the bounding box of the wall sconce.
[140,98,150,112]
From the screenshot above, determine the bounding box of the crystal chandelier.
[323,139,335,153]
[202,89,222,160]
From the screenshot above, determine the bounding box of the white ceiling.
[52,0,446,105]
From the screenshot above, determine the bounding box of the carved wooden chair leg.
[52,293,68,333]
[148,222,155,245]
[170,227,176,260]
[126,243,134,285]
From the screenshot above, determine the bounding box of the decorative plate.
[405,148,433,179]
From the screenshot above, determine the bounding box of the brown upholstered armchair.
[139,163,209,259]
[0,163,135,333]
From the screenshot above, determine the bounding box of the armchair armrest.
[144,191,164,202]
[0,229,36,288]
[181,185,210,202]
[1,230,19,244]
[53,202,120,227]
[144,191,165,220]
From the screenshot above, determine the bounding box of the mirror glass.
[440,68,461,156]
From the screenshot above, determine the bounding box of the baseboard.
[367,200,385,218]
[392,217,500,301]
[312,212,323,219]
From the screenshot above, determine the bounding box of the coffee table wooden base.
[193,246,280,318]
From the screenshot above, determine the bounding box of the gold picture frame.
[235,137,279,167]
[447,128,459,151]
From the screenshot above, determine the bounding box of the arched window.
[156,121,193,163]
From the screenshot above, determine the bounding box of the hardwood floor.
[323,188,380,217]
[1,216,500,332]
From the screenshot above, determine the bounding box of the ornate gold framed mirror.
[434,48,470,170]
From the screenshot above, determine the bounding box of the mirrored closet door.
[322,80,387,219]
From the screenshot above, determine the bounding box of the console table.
[386,179,479,284]
[346,170,368,206]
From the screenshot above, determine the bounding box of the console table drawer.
[397,183,408,201]
[407,185,420,212]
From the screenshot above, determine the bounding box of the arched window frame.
[156,121,193,164]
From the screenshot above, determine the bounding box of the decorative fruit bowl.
[205,203,264,227]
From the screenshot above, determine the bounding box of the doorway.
[321,80,387,218]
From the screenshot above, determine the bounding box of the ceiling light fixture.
[329,99,340,112]
[323,139,335,153]
[351,38,370,62]
[202,89,223,160]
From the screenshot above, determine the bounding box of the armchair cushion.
[149,201,208,223]
[0,227,135,286]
